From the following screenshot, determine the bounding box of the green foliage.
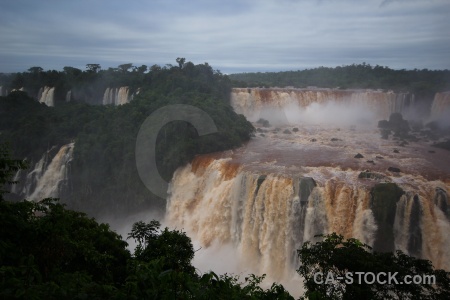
[297,233,450,300]
[0,144,28,200]
[128,220,195,274]
[0,60,254,218]
[0,199,131,299]
[0,152,292,299]
[229,64,450,103]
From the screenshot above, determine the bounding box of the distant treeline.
[229,63,450,101]
[0,58,232,105]
[0,59,254,217]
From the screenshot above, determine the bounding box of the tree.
[0,145,28,201]
[27,66,43,73]
[150,64,161,72]
[297,233,450,300]
[86,63,101,73]
[63,66,82,77]
[128,220,195,274]
[137,64,148,73]
[118,63,133,73]
[176,57,186,69]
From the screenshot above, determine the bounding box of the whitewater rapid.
[165,88,450,295]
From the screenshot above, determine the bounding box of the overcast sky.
[0,0,449,73]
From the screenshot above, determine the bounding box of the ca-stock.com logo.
[135,104,218,198]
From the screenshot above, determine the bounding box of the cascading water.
[66,90,72,102]
[116,87,129,105]
[231,88,415,121]
[430,92,450,121]
[103,87,114,105]
[166,87,450,296]
[167,157,450,289]
[102,87,130,105]
[12,143,74,201]
[38,86,55,107]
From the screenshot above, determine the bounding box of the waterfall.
[10,144,74,201]
[28,143,73,201]
[11,87,25,93]
[66,90,72,102]
[39,86,55,107]
[103,87,130,105]
[131,87,141,101]
[116,86,129,105]
[430,92,450,121]
[231,88,415,121]
[166,156,450,284]
[103,87,114,105]
[165,87,450,287]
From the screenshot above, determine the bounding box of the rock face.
[433,140,450,152]
[358,171,388,181]
[370,183,405,253]
[377,112,410,139]
[389,113,409,132]
[388,167,401,173]
[256,118,270,127]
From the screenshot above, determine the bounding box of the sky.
[0,0,449,73]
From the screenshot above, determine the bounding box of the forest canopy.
[229,63,450,101]
[0,60,254,217]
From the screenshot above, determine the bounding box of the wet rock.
[378,113,410,139]
[425,121,440,131]
[256,118,270,127]
[389,113,410,135]
[393,149,400,153]
[370,183,405,252]
[407,135,419,142]
[260,133,265,137]
[311,138,317,142]
[433,140,450,152]
[410,120,424,132]
[354,153,364,158]
[388,167,401,173]
[283,129,292,134]
[378,120,390,129]
[376,156,384,159]
[359,171,387,180]
[299,177,317,203]
[434,187,448,217]
[380,129,391,139]
[331,138,342,142]
[367,160,375,164]
[399,141,408,147]
[292,127,299,132]
[256,175,266,193]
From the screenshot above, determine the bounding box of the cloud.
[0,0,449,72]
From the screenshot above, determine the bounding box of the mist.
[254,100,378,127]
